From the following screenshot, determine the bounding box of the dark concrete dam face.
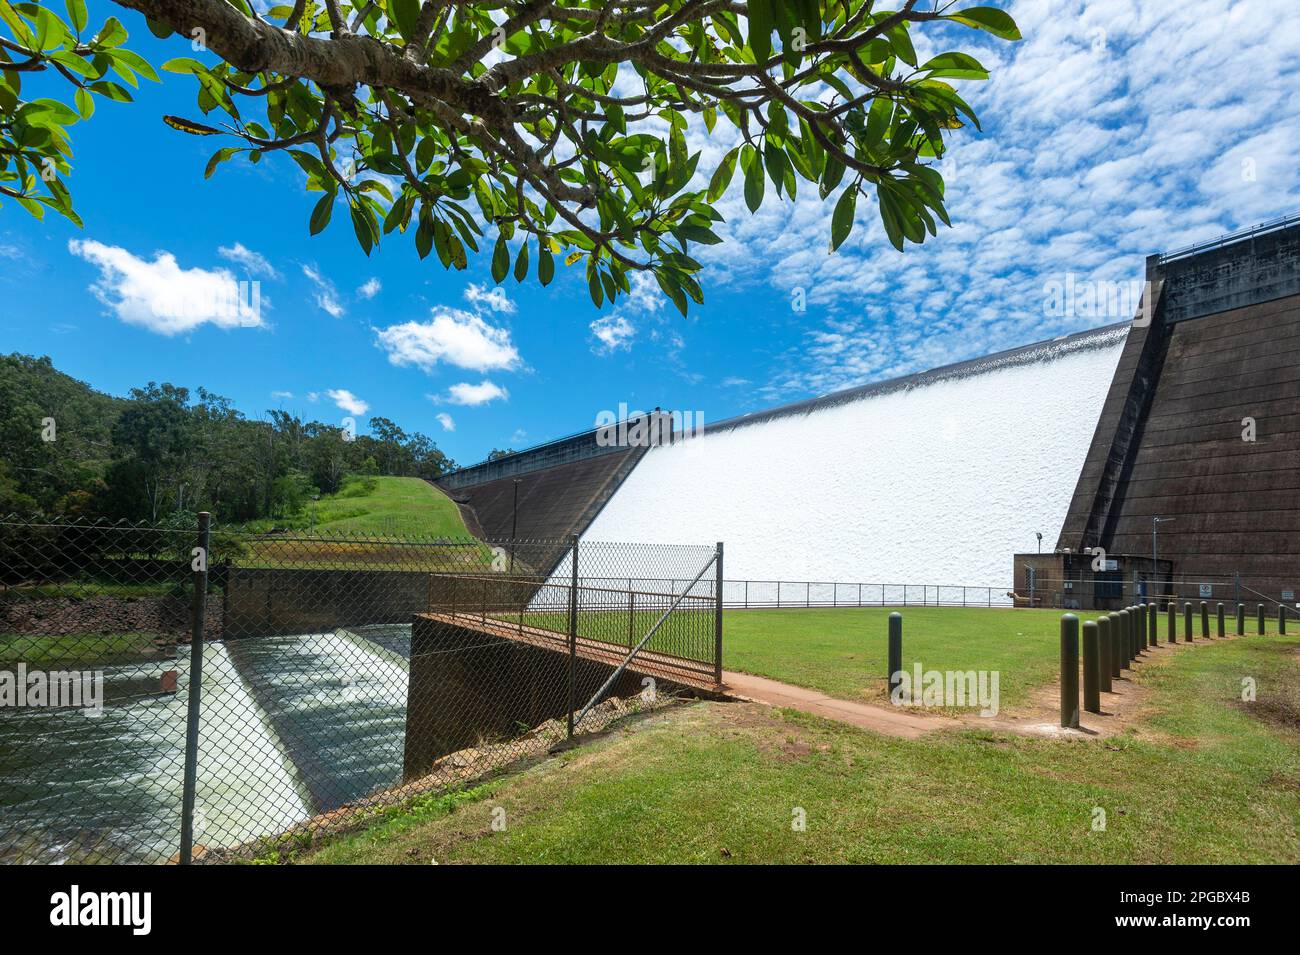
[402,615,644,781]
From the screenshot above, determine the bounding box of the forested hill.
[0,353,457,527]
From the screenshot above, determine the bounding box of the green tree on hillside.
[0,1,1019,313]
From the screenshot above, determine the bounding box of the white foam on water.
[579,335,1125,586]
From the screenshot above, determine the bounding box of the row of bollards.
[1060,599,1285,729]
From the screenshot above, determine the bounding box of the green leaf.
[945,6,1022,41]
[655,271,688,317]
[514,240,529,282]
[538,247,555,286]
[73,86,94,119]
[587,267,604,307]
[204,146,239,179]
[491,235,509,283]
[351,202,376,255]
[829,186,856,252]
[707,147,738,202]
[919,52,989,81]
[94,16,127,48]
[61,0,84,33]
[388,0,420,41]
[162,57,207,75]
[741,145,764,213]
[747,0,774,63]
[310,192,334,235]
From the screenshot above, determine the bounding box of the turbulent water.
[582,332,1126,586]
[0,626,412,863]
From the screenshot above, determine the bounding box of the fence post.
[1236,603,1245,636]
[1279,604,1286,636]
[1184,602,1193,641]
[1082,619,1100,714]
[1258,603,1265,635]
[745,579,749,609]
[1097,615,1113,692]
[887,612,903,697]
[714,542,724,685]
[1119,608,1132,664]
[1148,601,1158,647]
[179,511,210,866]
[1060,614,1080,728]
[628,589,635,650]
[1168,601,1177,643]
[1135,605,1146,652]
[1217,602,1225,638]
[567,535,578,739]
[1200,601,1209,640]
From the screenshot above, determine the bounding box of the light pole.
[1036,532,1043,554]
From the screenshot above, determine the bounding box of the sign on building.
[1199,583,1212,598]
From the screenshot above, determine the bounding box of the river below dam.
[0,625,414,864]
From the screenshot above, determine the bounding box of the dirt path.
[720,670,958,739]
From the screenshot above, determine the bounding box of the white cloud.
[218,242,280,279]
[376,306,520,372]
[325,388,369,416]
[69,239,265,335]
[442,380,509,406]
[357,277,382,299]
[271,390,293,399]
[436,412,455,431]
[676,0,1300,399]
[302,264,344,318]
[463,283,517,313]
[590,314,635,354]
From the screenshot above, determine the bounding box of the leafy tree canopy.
[0,0,1019,313]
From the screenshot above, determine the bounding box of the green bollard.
[1120,608,1133,664]
[888,612,903,696]
[1236,603,1245,636]
[1098,615,1113,692]
[1217,602,1225,638]
[1138,604,1148,651]
[1258,603,1266,635]
[1168,602,1177,643]
[1060,614,1080,728]
[1105,615,1121,680]
[1279,605,1287,636]
[1083,620,1101,714]
[1200,601,1209,639]
[1184,603,1194,641]
[1149,602,1158,646]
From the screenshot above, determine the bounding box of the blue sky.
[2,0,1298,467]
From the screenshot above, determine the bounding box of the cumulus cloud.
[357,277,382,299]
[463,283,517,313]
[218,242,280,279]
[436,412,455,431]
[590,314,635,353]
[376,306,520,372]
[69,239,265,335]
[441,380,509,406]
[302,264,344,318]
[325,388,369,416]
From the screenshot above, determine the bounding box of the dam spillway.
[578,326,1128,587]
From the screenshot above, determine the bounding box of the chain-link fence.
[0,516,720,864]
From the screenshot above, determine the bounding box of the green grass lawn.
[307,476,470,537]
[299,632,1300,865]
[723,606,1112,709]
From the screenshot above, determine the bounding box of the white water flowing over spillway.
[581,331,1127,586]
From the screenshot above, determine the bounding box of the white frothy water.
[580,334,1125,586]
